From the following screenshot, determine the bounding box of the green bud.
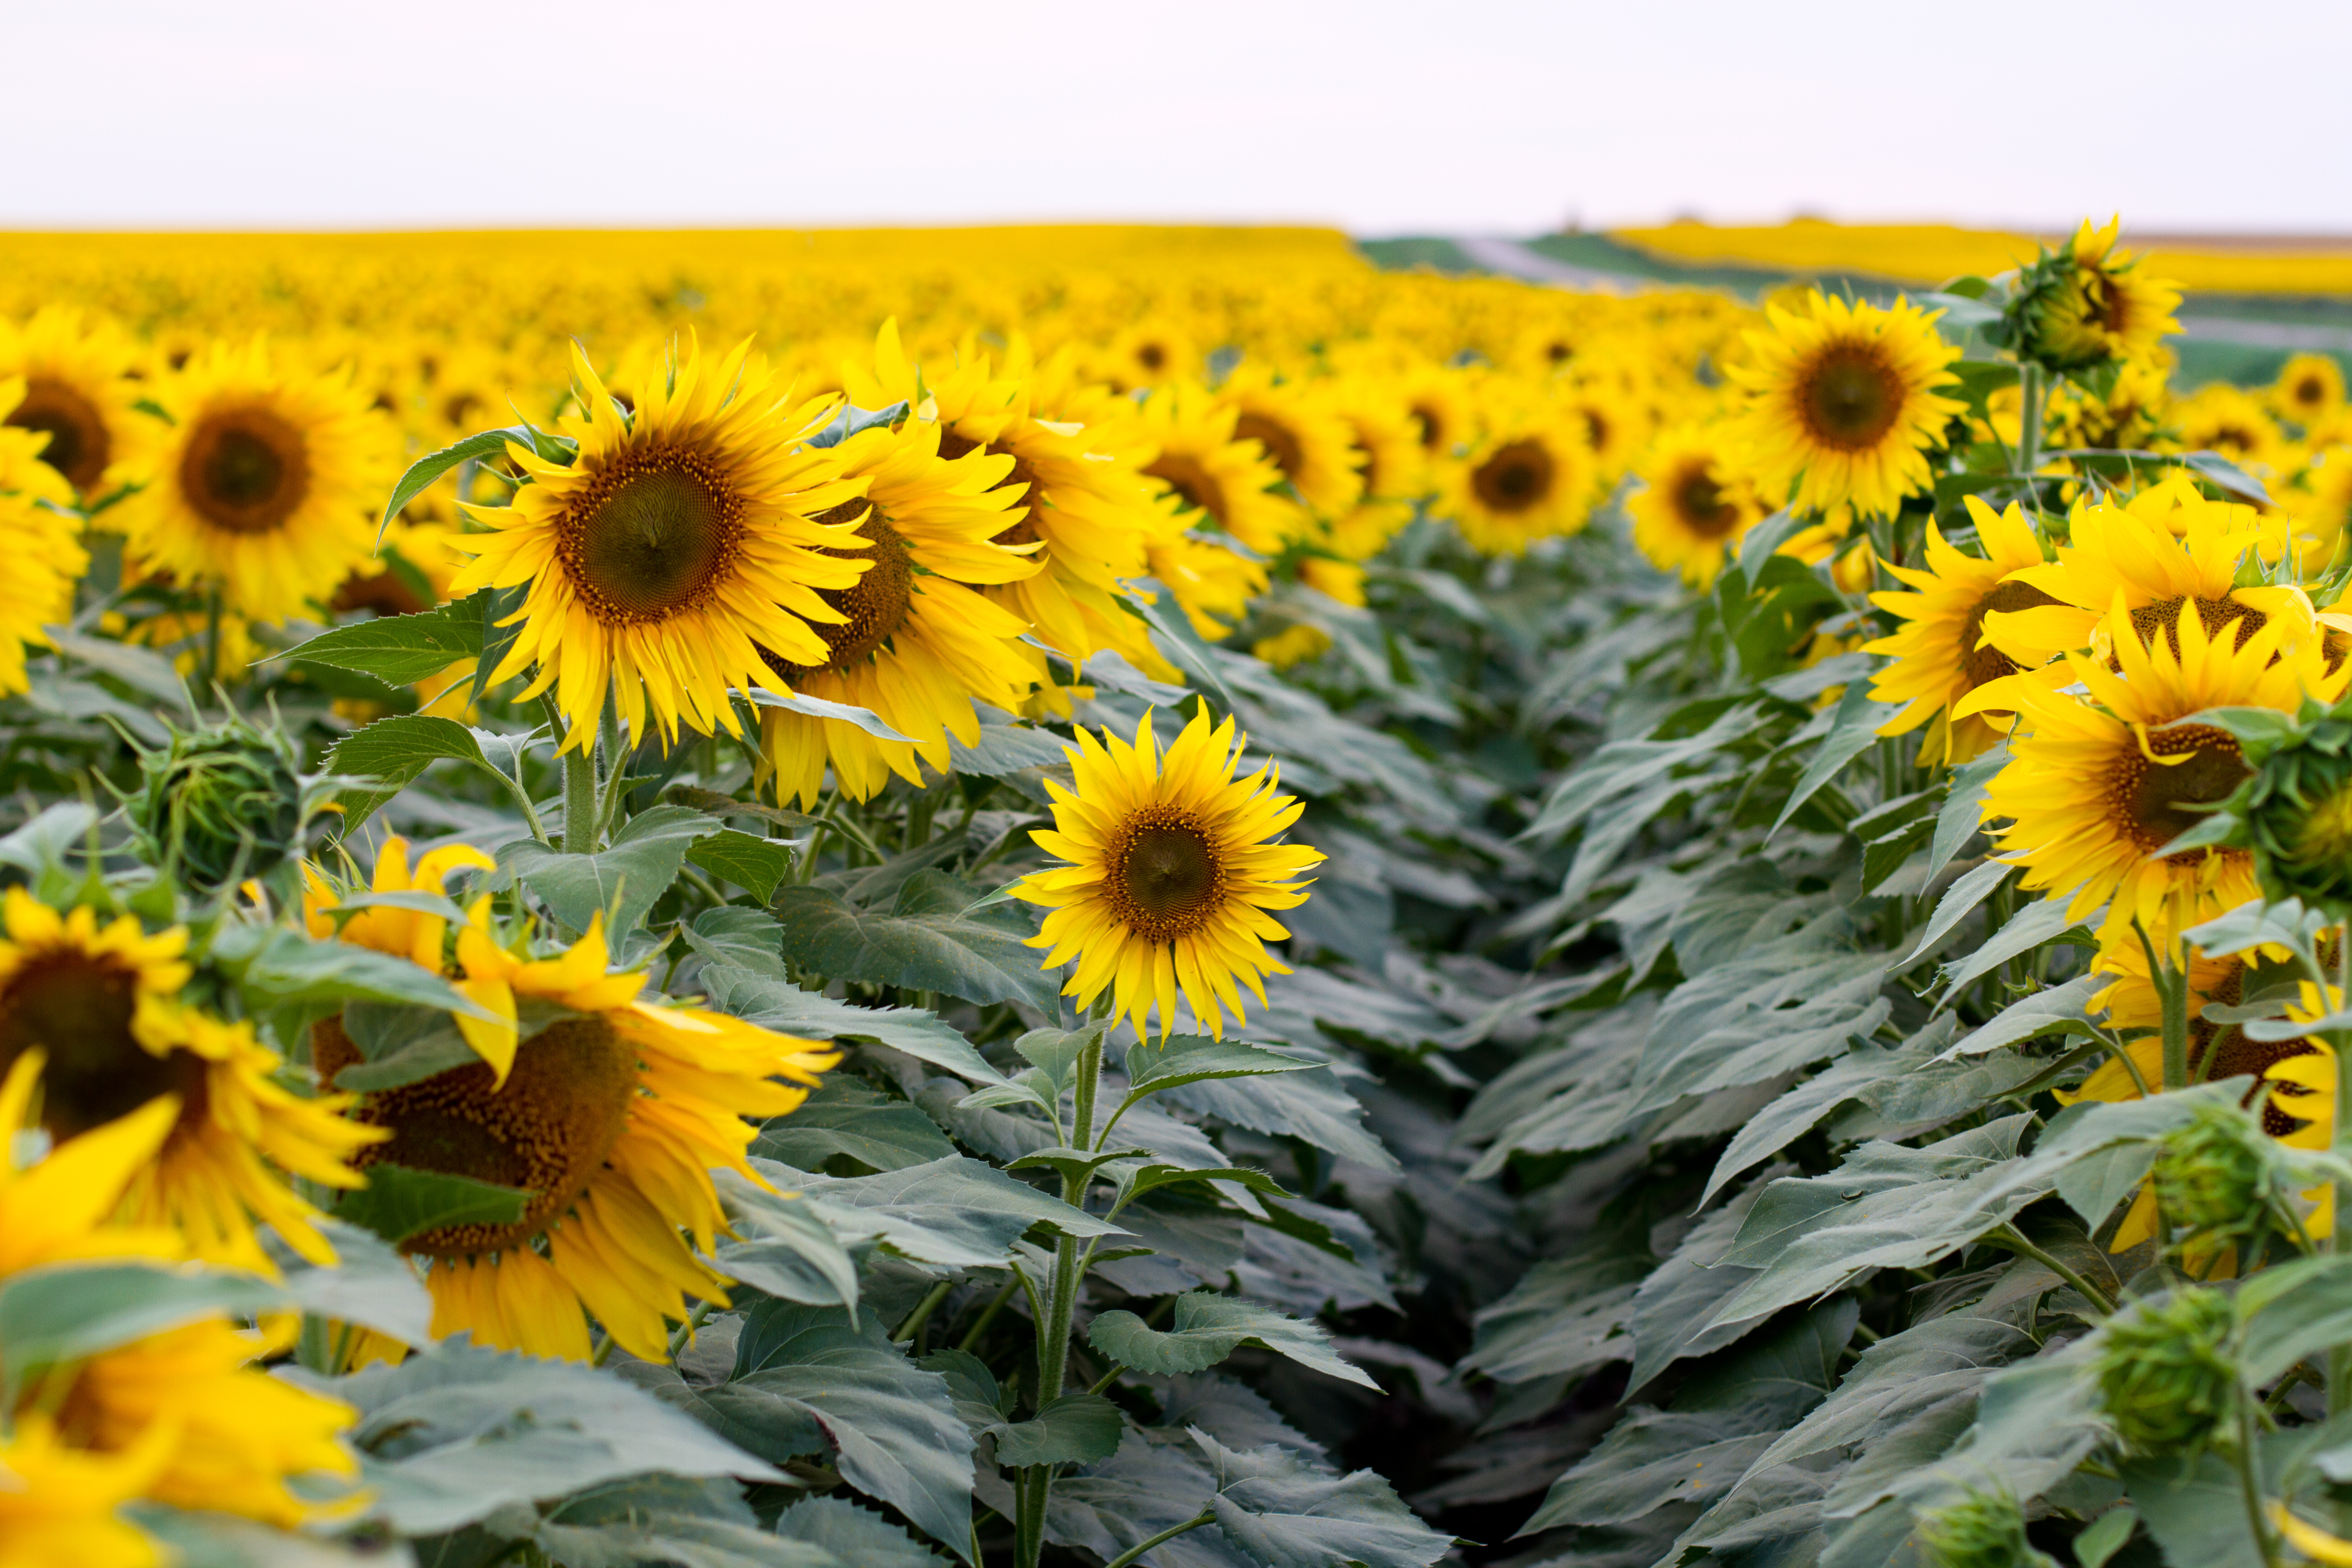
[129,716,304,897]
[2241,712,2352,919]
[2097,1287,2239,1456]
[1916,1485,2056,1568]
[2151,1098,2276,1244]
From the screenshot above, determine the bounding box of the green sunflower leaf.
[333,1162,532,1247]
[1087,1291,1379,1389]
[278,599,483,689]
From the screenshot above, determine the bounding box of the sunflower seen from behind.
[1627,421,1765,588]
[309,858,835,1362]
[115,337,395,627]
[1016,707,1323,1041]
[1960,599,2347,955]
[1728,290,1963,521]
[0,306,143,502]
[451,335,871,753]
[0,889,378,1270]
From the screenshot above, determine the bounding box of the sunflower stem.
[1099,1512,1216,1568]
[553,704,599,858]
[1983,1222,2114,1318]
[2015,361,2045,502]
[1017,1029,1105,1568]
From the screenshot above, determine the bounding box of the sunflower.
[1440,399,1596,556]
[1727,290,1964,520]
[312,910,833,1362]
[1627,421,1766,588]
[1399,365,1475,468]
[1563,378,1649,490]
[0,889,378,1269]
[757,416,1044,806]
[2046,354,2169,453]
[1960,600,2346,954]
[1015,708,1323,1040]
[2027,218,2183,371]
[0,1053,363,1528]
[1321,373,1426,562]
[2058,964,2338,1250]
[2272,353,2347,430]
[114,338,395,626]
[0,1417,167,1568]
[450,335,871,753]
[1134,378,1301,557]
[0,306,143,501]
[1218,365,1365,519]
[1098,319,1199,390]
[0,383,91,699]
[1975,475,2314,671]
[1860,497,2056,764]
[2168,382,2290,476]
[841,323,1161,673]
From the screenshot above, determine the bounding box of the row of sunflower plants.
[1437,234,2352,1568]
[0,330,1514,1568]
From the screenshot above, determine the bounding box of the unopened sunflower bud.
[1916,1485,2057,1568]
[129,716,304,896]
[2236,708,2352,918]
[2151,1098,2275,1242]
[2097,1287,2239,1456]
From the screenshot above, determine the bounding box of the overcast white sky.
[6,0,2346,236]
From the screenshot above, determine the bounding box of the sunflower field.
[5,216,2352,1568]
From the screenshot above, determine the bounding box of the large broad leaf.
[324,713,502,830]
[768,879,1059,1012]
[0,1261,285,1387]
[702,965,1005,1083]
[742,1153,1122,1272]
[469,1474,846,1568]
[1048,1431,1256,1568]
[208,923,501,1022]
[989,1393,1126,1466]
[754,1080,960,1173]
[708,1176,863,1312]
[632,1301,975,1557]
[124,1506,395,1568]
[1771,678,1896,837]
[1528,1302,1854,1533]
[1621,1179,1777,1395]
[1194,1431,1453,1568]
[1705,1117,2046,1328]
[1088,1292,1381,1390]
[1461,1231,1651,1385]
[260,1219,434,1348]
[1158,1060,1398,1175]
[687,829,802,902]
[774,1494,946,1567]
[307,1339,785,1536]
[333,1162,531,1247]
[498,803,720,935]
[284,598,481,688]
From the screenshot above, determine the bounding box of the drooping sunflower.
[1134,378,1302,557]
[312,887,835,1362]
[757,416,1044,806]
[0,382,91,698]
[1218,365,1365,520]
[1627,421,1767,588]
[450,335,872,753]
[0,306,143,501]
[1961,600,2347,954]
[1727,290,1964,520]
[113,337,396,626]
[2272,353,2346,430]
[1862,496,2057,764]
[1440,399,1596,556]
[1015,708,1323,1041]
[0,889,378,1269]
[1975,475,2314,671]
[0,1054,363,1529]
[2025,218,2184,371]
[840,323,1161,673]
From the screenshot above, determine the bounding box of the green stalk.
[2016,361,2044,493]
[1984,1223,2114,1318]
[1099,1512,1216,1568]
[546,693,598,855]
[1017,1027,1106,1568]
[2236,1393,2284,1568]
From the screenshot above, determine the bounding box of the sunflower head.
[1913,1485,2054,1568]
[2272,352,2346,429]
[2096,1287,2239,1456]
[2150,1097,2278,1246]
[1016,708,1323,1040]
[2219,699,2352,918]
[127,716,305,897]
[1627,423,1765,588]
[2012,218,2184,373]
[1727,291,1964,521]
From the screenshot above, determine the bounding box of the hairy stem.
[1984,1223,2114,1318]
[1099,1512,1217,1568]
[1018,1029,1106,1568]
[547,693,599,855]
